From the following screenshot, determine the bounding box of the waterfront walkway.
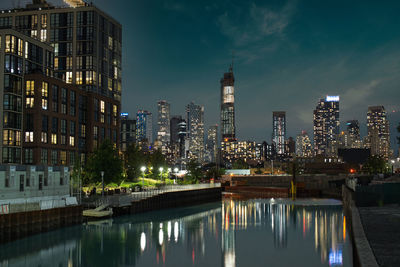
[359,205,400,267]
[88,183,221,208]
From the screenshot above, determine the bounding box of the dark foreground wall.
[0,205,82,244]
[342,186,379,267]
[113,188,223,216]
[355,183,400,207]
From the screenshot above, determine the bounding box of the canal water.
[0,198,352,267]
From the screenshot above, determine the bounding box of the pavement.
[358,205,400,267]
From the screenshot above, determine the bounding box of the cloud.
[341,80,380,110]
[163,0,186,12]
[217,1,296,46]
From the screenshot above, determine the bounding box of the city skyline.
[2,0,399,148]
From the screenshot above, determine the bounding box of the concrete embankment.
[342,185,378,267]
[113,187,222,216]
[0,205,82,244]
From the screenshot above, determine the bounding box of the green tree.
[232,159,249,169]
[124,143,145,181]
[147,149,167,179]
[205,166,225,180]
[84,140,123,185]
[363,155,388,174]
[186,159,203,183]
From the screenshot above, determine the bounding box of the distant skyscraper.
[346,120,360,141]
[335,120,361,149]
[206,125,218,163]
[186,102,204,162]
[170,115,183,145]
[285,137,295,157]
[157,100,170,154]
[296,131,313,157]
[313,96,340,156]
[367,106,390,159]
[136,110,152,144]
[272,111,286,156]
[220,64,236,142]
[120,113,136,152]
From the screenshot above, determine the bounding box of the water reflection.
[0,199,351,267]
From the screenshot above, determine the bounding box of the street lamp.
[159,167,164,181]
[140,166,146,187]
[101,171,105,198]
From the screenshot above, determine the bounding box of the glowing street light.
[140,166,146,187]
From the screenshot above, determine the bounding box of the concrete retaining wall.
[231,174,347,189]
[342,186,378,267]
[113,187,222,216]
[0,205,82,244]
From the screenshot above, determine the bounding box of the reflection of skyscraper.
[186,102,204,162]
[220,65,236,142]
[313,96,340,156]
[272,111,286,157]
[157,100,170,154]
[270,204,288,248]
[222,200,236,267]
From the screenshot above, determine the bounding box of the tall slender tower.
[220,63,236,142]
[272,111,286,156]
[157,100,170,154]
[186,102,204,163]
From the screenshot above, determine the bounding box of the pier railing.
[96,183,221,207]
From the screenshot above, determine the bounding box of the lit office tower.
[367,106,390,159]
[272,112,286,156]
[136,110,152,145]
[186,102,204,162]
[220,64,236,142]
[157,100,170,154]
[206,125,218,163]
[313,96,340,155]
[120,113,136,153]
[170,116,183,145]
[295,131,313,157]
[346,120,361,148]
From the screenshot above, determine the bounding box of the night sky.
[3,0,400,151]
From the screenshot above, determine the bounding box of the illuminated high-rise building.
[205,125,218,163]
[367,106,390,159]
[186,102,204,162]
[296,131,313,157]
[313,96,340,156]
[0,0,122,97]
[346,120,360,141]
[120,113,136,152]
[136,110,152,145]
[157,100,170,154]
[272,111,286,156]
[220,64,236,142]
[0,0,122,162]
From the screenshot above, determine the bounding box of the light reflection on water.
[0,198,352,267]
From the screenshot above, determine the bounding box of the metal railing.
[130,183,221,201]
